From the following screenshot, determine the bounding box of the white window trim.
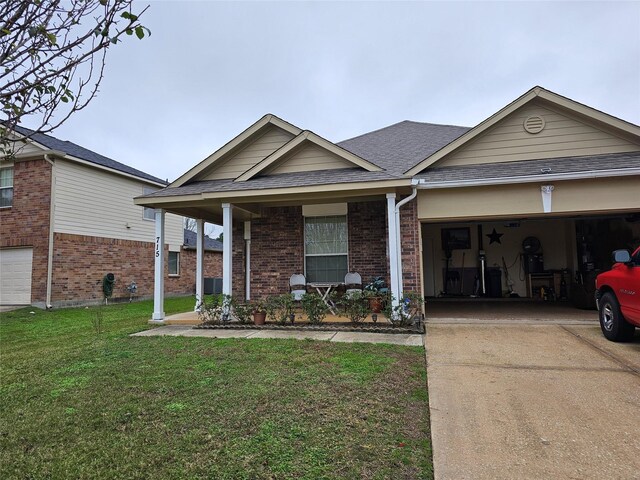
[0,165,14,209]
[168,251,180,277]
[303,213,349,282]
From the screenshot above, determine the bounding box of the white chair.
[344,272,362,297]
[289,274,306,301]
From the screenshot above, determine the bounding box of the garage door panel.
[0,248,33,305]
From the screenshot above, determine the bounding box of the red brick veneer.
[0,159,52,303]
[51,233,221,305]
[235,200,418,299]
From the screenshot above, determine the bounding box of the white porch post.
[222,203,233,297]
[386,194,400,310]
[151,209,165,322]
[194,218,205,311]
[244,220,251,301]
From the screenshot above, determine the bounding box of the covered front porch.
[142,184,422,324]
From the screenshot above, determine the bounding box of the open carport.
[425,320,640,479]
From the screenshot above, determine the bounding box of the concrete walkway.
[131,325,424,346]
[426,321,640,480]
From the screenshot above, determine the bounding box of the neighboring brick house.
[136,86,640,323]
[0,127,221,307]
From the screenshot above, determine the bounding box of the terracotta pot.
[368,296,383,313]
[253,312,266,325]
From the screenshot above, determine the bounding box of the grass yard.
[0,297,432,479]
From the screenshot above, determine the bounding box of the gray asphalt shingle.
[416,152,640,183]
[12,125,166,185]
[337,120,470,175]
[183,229,223,251]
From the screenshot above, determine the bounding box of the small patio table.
[307,282,342,315]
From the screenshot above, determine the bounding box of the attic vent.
[524,115,545,134]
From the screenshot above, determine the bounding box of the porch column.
[194,218,205,311]
[386,194,400,310]
[244,220,251,301]
[222,203,233,297]
[151,209,165,322]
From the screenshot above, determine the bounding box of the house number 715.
[155,236,160,257]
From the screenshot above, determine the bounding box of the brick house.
[0,127,221,308]
[135,86,640,322]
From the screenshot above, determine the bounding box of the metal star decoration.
[486,228,503,244]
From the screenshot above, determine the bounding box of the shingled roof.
[12,125,166,185]
[183,229,223,251]
[416,152,640,184]
[337,120,470,175]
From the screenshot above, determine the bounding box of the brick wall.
[237,201,398,299]
[0,159,52,303]
[51,232,221,305]
[399,197,421,294]
[348,201,388,287]
[243,206,304,299]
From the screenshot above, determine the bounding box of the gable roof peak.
[404,85,640,176]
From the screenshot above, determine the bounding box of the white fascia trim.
[416,168,640,189]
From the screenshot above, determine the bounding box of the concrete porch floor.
[161,310,394,326]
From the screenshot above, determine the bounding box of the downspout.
[244,221,251,301]
[44,154,56,309]
[393,179,419,302]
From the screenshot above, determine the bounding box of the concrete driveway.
[426,320,640,480]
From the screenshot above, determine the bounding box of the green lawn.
[0,297,432,479]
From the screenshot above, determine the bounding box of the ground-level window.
[143,186,156,220]
[0,166,13,208]
[168,251,180,276]
[304,215,348,283]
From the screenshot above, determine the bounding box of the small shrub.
[91,306,104,334]
[383,292,424,326]
[340,291,369,324]
[198,294,226,324]
[300,293,328,324]
[266,294,295,325]
[230,298,253,324]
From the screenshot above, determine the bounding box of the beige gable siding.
[264,144,354,175]
[436,101,640,167]
[54,159,183,245]
[2,136,45,158]
[201,127,295,180]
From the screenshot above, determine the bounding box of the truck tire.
[599,292,635,342]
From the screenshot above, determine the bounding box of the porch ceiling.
[155,188,412,224]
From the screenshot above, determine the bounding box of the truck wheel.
[599,292,635,342]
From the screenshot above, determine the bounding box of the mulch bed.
[194,322,424,334]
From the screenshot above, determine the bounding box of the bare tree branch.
[0,0,150,156]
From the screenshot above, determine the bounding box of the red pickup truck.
[595,247,640,342]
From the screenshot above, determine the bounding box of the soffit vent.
[524,115,545,134]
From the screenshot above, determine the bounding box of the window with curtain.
[304,215,348,283]
[0,166,13,208]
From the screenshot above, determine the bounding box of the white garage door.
[0,248,33,305]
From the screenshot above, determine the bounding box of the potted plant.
[251,299,267,325]
[364,276,388,313]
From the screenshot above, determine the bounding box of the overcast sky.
[30,0,640,184]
